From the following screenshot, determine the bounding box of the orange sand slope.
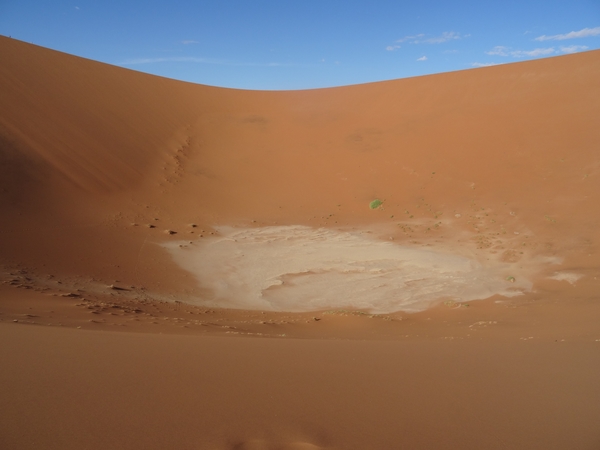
[1,35,599,310]
[2,324,600,450]
[1,37,600,450]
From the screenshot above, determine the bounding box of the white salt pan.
[548,272,583,284]
[164,225,531,313]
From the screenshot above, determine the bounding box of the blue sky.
[1,1,599,90]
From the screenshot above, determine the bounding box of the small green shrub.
[369,199,383,209]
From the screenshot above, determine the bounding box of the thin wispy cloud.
[120,56,298,67]
[387,31,466,50]
[485,46,510,56]
[512,48,556,57]
[420,31,465,44]
[471,62,499,67]
[396,33,425,43]
[560,45,589,53]
[535,26,600,41]
[484,45,587,58]
[122,57,220,65]
[417,56,427,61]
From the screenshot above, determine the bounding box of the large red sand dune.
[1,36,600,449]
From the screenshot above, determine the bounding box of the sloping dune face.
[1,36,599,312]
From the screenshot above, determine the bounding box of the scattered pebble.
[108,284,127,291]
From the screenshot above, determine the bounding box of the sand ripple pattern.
[165,226,530,313]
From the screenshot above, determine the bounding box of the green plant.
[369,199,383,209]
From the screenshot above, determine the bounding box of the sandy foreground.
[1,36,600,449]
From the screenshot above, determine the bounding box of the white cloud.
[482,43,589,60]
[420,31,464,44]
[485,46,509,56]
[559,45,589,53]
[386,45,401,51]
[122,57,215,65]
[121,56,298,68]
[511,47,556,57]
[417,56,427,61]
[535,26,600,41]
[392,31,465,46]
[471,62,499,67]
[485,46,563,58]
[396,33,425,43]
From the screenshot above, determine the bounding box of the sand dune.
[1,36,599,295]
[1,36,600,448]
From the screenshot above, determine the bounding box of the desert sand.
[1,35,599,449]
